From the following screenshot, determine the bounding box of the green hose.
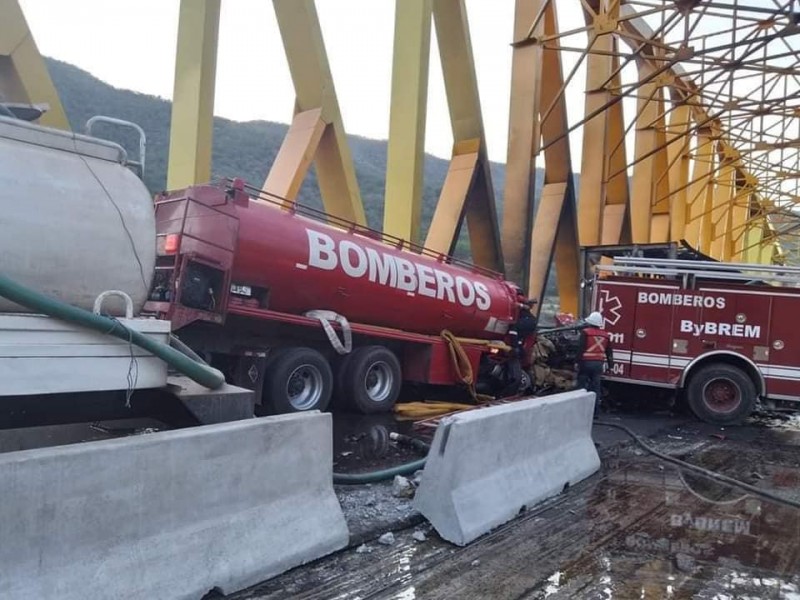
[333,432,430,484]
[0,273,225,390]
[333,457,427,485]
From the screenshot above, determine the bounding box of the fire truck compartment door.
[765,295,793,397]
[629,285,680,382]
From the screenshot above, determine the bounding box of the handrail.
[615,256,800,275]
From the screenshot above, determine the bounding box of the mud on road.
[233,415,800,600]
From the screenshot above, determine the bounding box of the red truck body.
[144,181,533,414]
[591,256,800,423]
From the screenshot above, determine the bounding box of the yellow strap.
[441,330,494,404]
[393,401,475,420]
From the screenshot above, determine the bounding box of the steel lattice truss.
[521,0,800,266]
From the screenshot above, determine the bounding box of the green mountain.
[46,59,522,236]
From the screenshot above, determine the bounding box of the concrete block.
[413,391,601,546]
[166,374,255,424]
[0,413,349,599]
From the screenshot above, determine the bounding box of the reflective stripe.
[582,328,609,361]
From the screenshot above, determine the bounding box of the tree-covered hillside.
[47,59,522,235]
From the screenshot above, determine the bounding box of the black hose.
[594,420,800,510]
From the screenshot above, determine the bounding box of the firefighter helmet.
[585,311,604,327]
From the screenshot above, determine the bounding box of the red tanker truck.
[144,179,537,415]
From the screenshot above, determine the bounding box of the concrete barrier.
[0,413,349,599]
[413,391,600,546]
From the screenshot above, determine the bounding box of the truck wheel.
[262,347,333,414]
[686,364,755,425]
[339,346,402,414]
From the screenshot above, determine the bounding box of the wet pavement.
[232,414,800,600]
[4,398,799,599]
[332,413,424,474]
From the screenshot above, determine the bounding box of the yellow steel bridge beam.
[502,0,539,290]
[272,0,366,224]
[630,65,669,244]
[728,178,752,262]
[167,0,220,190]
[262,108,326,205]
[683,132,715,252]
[383,0,432,243]
[710,150,736,260]
[578,4,630,247]
[426,0,503,272]
[504,0,579,314]
[0,0,68,130]
[666,104,692,242]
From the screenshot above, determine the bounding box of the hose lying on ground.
[0,273,225,390]
[333,457,427,485]
[594,420,800,510]
[333,433,431,485]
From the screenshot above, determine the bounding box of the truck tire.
[338,346,402,414]
[686,364,756,425]
[262,347,333,415]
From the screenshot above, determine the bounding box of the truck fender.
[678,350,765,397]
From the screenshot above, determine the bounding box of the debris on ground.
[377,533,395,546]
[355,544,371,554]
[412,470,424,486]
[392,475,414,498]
[335,481,420,543]
[675,552,696,573]
[530,323,580,394]
[412,531,427,543]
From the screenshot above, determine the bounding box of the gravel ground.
[335,480,423,546]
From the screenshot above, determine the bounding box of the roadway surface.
[230,410,800,600]
[3,400,798,599]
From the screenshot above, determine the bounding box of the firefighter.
[577,311,614,415]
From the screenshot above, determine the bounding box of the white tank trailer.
[0,116,155,315]
[0,113,248,413]
[0,115,169,396]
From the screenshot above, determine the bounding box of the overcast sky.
[19,0,598,165]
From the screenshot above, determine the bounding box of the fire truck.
[591,256,800,425]
[144,179,537,416]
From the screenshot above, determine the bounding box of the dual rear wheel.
[258,345,402,416]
